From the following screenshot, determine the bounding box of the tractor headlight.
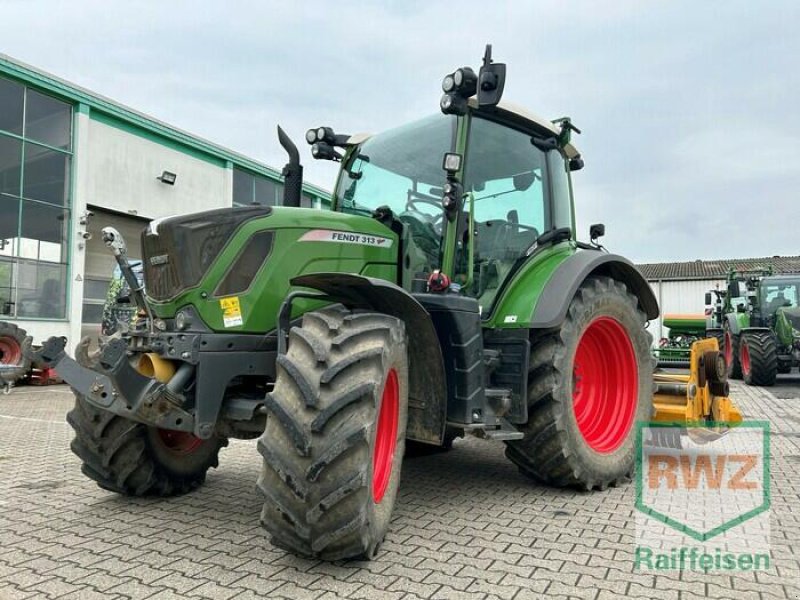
[305,129,317,144]
[316,127,327,141]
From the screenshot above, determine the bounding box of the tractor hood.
[141,206,399,333]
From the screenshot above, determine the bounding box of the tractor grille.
[142,206,271,301]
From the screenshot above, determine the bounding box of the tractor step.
[457,417,524,441]
[481,418,524,441]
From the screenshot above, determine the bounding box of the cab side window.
[462,117,549,307]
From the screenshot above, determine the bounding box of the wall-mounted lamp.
[157,171,177,185]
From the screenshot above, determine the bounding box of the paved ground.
[0,378,798,600]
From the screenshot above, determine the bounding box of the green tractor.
[706,268,800,386]
[35,46,671,560]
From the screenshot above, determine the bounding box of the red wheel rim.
[572,317,638,454]
[724,331,732,366]
[372,368,399,503]
[740,340,751,375]
[156,429,203,454]
[0,336,22,366]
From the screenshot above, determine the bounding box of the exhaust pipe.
[278,125,303,208]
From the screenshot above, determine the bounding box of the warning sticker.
[220,296,243,328]
[299,229,393,248]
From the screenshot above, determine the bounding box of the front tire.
[257,306,408,560]
[740,331,778,386]
[67,394,225,495]
[505,276,653,490]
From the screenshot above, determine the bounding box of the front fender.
[290,273,447,445]
[725,313,749,335]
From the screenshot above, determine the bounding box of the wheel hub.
[0,336,22,365]
[372,368,399,503]
[572,317,638,454]
[156,429,203,455]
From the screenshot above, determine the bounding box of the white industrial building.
[0,54,328,346]
[637,255,800,342]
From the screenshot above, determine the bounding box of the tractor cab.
[317,53,582,317]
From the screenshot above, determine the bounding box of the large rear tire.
[67,394,225,495]
[723,324,743,380]
[505,276,653,490]
[0,321,32,389]
[740,331,778,387]
[257,306,408,560]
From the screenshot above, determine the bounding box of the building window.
[232,167,284,207]
[0,76,72,319]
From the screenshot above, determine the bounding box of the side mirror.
[704,292,712,305]
[589,223,605,241]
[477,44,506,107]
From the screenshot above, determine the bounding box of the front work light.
[442,152,462,174]
[453,67,477,97]
[440,93,467,115]
[311,142,341,161]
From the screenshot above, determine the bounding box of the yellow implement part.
[652,337,743,426]
[136,353,176,383]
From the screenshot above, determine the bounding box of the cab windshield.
[337,114,456,269]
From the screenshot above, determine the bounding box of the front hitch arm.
[30,336,199,436]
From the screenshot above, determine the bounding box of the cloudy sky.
[3,1,797,263]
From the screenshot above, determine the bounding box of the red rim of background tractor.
[372,368,399,503]
[724,330,733,367]
[572,317,638,454]
[740,340,751,376]
[0,336,22,366]
[156,429,204,454]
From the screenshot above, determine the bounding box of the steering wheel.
[405,198,444,233]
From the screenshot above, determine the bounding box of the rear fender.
[496,250,659,329]
[290,273,447,445]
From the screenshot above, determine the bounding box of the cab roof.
[346,101,581,159]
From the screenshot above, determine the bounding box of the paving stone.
[0,382,795,600]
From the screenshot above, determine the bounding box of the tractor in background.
[707,267,800,385]
[32,46,741,561]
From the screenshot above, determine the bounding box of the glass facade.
[0,76,72,319]
[232,167,314,208]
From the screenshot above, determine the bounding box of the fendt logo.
[634,422,771,571]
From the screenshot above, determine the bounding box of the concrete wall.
[648,278,726,344]
[84,117,230,220]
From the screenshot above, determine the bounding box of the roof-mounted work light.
[305,126,351,161]
[440,45,505,115]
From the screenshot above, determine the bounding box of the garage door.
[81,208,148,341]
